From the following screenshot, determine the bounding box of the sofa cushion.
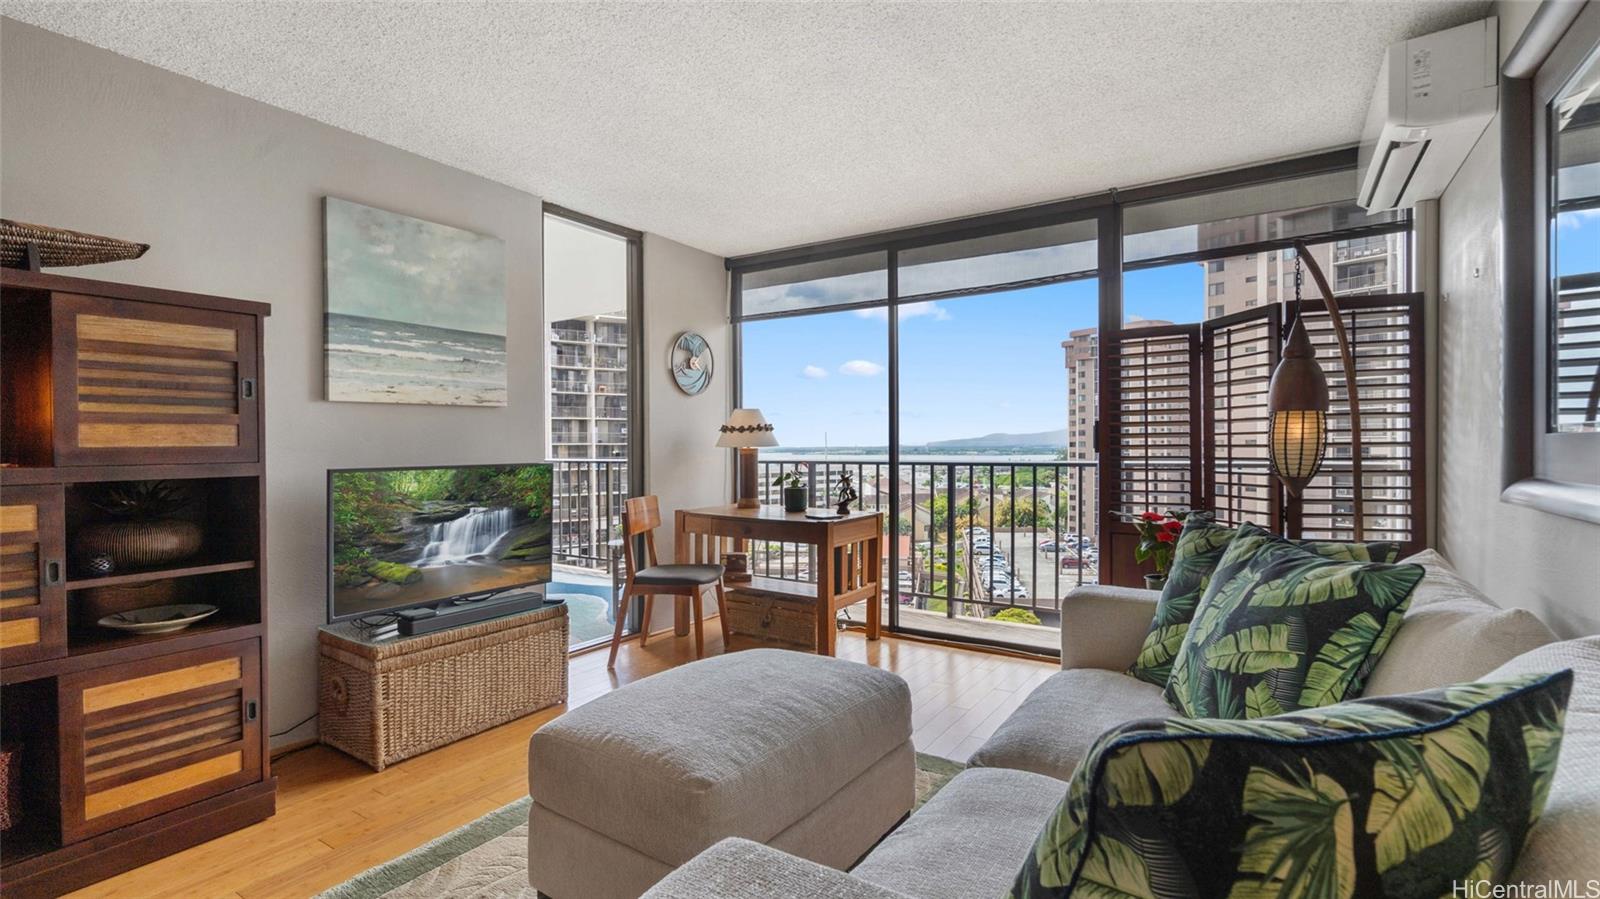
[1163,523,1423,718]
[967,669,1172,782]
[528,649,911,865]
[1363,549,1557,696]
[852,767,1065,899]
[1127,513,1401,686]
[1012,670,1574,899]
[643,838,916,899]
[1491,638,1600,884]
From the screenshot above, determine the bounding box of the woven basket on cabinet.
[0,219,149,269]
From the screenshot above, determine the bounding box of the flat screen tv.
[328,463,552,622]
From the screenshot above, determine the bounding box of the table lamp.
[717,408,777,509]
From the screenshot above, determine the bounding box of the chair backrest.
[621,495,661,574]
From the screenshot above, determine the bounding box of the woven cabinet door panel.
[50,292,259,465]
[0,484,66,666]
[58,638,262,842]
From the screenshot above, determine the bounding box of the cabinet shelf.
[67,615,254,658]
[66,559,256,591]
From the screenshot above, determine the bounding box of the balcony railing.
[755,459,1098,635]
[552,458,629,573]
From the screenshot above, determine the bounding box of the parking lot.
[962,526,1098,624]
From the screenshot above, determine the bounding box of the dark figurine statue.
[834,472,858,516]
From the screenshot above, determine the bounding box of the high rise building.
[549,314,630,567]
[1062,318,1175,550]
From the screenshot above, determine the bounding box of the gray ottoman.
[527,649,915,899]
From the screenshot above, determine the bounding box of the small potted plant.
[1118,509,1185,590]
[772,469,809,513]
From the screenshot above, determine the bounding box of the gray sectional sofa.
[644,550,1600,898]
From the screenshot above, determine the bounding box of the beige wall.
[0,19,730,743]
[1435,5,1600,638]
[642,234,732,631]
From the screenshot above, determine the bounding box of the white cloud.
[853,303,951,323]
[801,365,828,379]
[839,360,884,376]
[1557,207,1600,229]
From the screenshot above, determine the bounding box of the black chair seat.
[634,563,724,587]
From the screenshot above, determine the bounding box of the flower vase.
[1144,573,1168,591]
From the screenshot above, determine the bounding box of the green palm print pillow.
[1127,514,1404,689]
[1162,523,1421,718]
[1010,670,1572,899]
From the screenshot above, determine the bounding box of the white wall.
[0,18,730,743]
[642,233,733,631]
[1435,5,1600,638]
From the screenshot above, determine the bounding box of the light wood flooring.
[65,625,1055,899]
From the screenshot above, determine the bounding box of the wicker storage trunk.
[725,580,817,651]
[318,603,569,771]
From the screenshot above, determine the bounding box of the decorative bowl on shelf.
[97,603,218,635]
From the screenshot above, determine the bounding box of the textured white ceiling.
[3,1,1491,257]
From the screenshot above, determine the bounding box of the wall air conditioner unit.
[1358,16,1499,211]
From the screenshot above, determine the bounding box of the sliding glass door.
[731,152,1423,655]
[543,207,642,649]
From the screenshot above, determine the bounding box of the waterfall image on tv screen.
[329,464,552,620]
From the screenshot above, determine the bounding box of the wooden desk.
[675,504,885,656]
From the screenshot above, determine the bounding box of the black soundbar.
[395,590,556,636]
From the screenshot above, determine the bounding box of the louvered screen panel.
[1107,327,1200,517]
[1295,295,1423,548]
[1203,307,1281,529]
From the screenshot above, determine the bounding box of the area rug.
[318,753,967,899]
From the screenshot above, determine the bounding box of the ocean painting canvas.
[324,198,507,406]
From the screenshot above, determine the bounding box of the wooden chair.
[607,495,730,669]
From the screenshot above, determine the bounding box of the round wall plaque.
[670,331,714,396]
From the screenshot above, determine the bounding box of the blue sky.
[743,264,1202,447]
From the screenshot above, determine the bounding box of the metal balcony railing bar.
[754,459,1099,630]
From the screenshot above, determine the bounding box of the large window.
[1550,38,1600,434]
[543,207,641,649]
[732,151,1422,654]
[1503,1,1600,522]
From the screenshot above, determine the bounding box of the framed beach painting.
[324,198,508,406]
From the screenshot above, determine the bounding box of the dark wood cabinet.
[0,270,273,898]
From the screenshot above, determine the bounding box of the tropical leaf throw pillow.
[1127,513,1403,687]
[1009,670,1572,899]
[1162,523,1422,718]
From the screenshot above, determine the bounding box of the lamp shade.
[1267,315,1329,495]
[716,408,778,448]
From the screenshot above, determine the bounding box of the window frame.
[1501,1,1600,524]
[727,149,1417,652]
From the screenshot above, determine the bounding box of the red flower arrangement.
[1117,509,1188,574]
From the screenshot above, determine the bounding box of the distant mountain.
[926,429,1068,449]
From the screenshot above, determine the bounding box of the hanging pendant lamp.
[1267,244,1365,540]
[1267,290,1329,498]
